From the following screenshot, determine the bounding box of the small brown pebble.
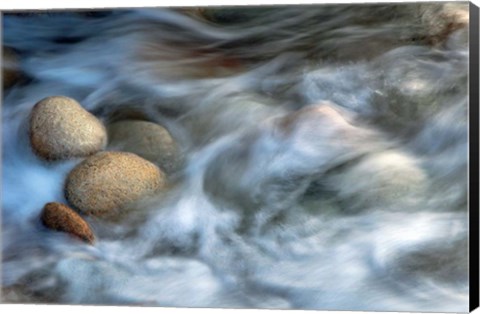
[40,202,95,244]
[29,96,107,161]
[65,151,166,219]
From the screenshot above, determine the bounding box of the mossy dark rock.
[29,96,107,161]
[65,152,166,219]
[199,7,278,24]
[3,47,20,89]
[40,202,95,244]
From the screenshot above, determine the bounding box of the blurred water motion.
[1,3,470,311]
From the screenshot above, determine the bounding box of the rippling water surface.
[1,3,470,312]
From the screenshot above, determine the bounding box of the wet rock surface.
[29,96,107,161]
[65,151,166,219]
[2,47,21,89]
[40,202,95,244]
[107,120,182,174]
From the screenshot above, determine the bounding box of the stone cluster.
[26,96,180,244]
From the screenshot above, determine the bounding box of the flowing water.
[1,3,470,312]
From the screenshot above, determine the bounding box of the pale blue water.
[1,3,470,311]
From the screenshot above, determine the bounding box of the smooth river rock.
[107,120,181,174]
[65,151,166,219]
[29,96,107,161]
[40,202,95,244]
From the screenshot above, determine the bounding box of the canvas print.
[1,2,475,312]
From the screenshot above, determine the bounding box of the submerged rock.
[40,202,95,244]
[1,285,38,303]
[3,47,20,89]
[29,96,107,161]
[324,149,428,212]
[65,151,166,219]
[198,7,278,24]
[107,120,181,174]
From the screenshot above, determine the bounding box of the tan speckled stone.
[108,120,181,174]
[40,202,95,244]
[29,96,107,161]
[65,151,166,218]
